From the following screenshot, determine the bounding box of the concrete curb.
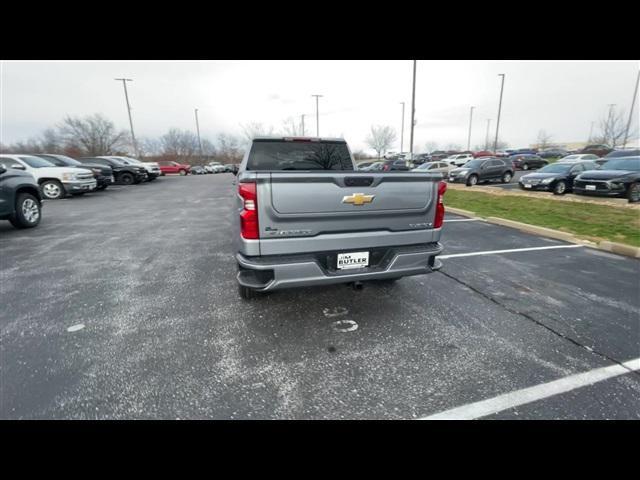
[446,208,639,259]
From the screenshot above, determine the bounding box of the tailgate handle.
[345,177,373,187]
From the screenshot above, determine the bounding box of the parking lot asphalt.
[1,175,638,419]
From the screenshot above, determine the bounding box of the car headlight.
[608,181,625,189]
[61,172,78,181]
[541,178,554,184]
[458,169,469,174]
[91,168,101,175]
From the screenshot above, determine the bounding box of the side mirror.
[11,163,26,170]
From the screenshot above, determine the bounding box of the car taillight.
[434,180,447,229]
[239,182,259,239]
[383,164,390,171]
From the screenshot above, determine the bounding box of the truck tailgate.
[253,172,443,255]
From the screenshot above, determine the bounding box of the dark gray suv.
[447,157,514,186]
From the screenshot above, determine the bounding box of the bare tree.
[365,125,397,159]
[536,130,553,149]
[137,137,163,159]
[160,128,200,162]
[216,133,244,164]
[240,122,275,145]
[445,143,462,151]
[596,108,628,148]
[281,117,303,136]
[39,128,61,153]
[58,114,129,156]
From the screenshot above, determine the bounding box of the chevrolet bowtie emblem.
[342,193,375,206]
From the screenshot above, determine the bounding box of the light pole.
[400,102,405,152]
[623,70,640,148]
[194,108,203,159]
[301,114,305,136]
[494,73,505,152]
[467,106,475,151]
[115,78,139,158]
[312,95,323,136]
[409,60,417,159]
[485,119,491,151]
[589,121,595,142]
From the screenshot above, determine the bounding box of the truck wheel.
[466,174,478,187]
[628,182,640,203]
[179,169,187,176]
[553,181,567,195]
[9,193,41,228]
[40,180,65,200]
[501,171,512,183]
[238,284,257,300]
[119,173,134,185]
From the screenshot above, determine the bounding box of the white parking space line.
[420,357,640,420]
[444,218,481,223]
[439,244,583,259]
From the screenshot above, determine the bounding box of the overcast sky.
[1,60,638,153]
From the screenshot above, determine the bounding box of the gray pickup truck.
[233,137,446,299]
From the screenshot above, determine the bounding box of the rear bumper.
[236,242,443,291]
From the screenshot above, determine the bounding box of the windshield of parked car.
[461,159,485,168]
[46,155,82,166]
[247,140,354,171]
[538,163,572,173]
[599,158,640,171]
[19,156,56,168]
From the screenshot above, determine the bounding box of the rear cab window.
[247,139,354,171]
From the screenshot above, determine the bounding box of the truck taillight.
[239,182,259,239]
[434,180,447,229]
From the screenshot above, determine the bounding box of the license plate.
[337,251,369,270]
[524,184,532,188]
[449,177,455,181]
[586,185,596,191]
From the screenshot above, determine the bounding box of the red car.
[158,161,191,176]
[473,150,494,158]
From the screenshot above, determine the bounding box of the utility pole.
[588,121,595,142]
[400,102,405,152]
[312,95,323,136]
[494,73,505,152]
[409,60,417,159]
[194,108,203,159]
[485,119,491,151]
[115,78,139,158]
[607,104,617,146]
[301,114,305,136]
[467,106,475,151]
[623,70,640,148]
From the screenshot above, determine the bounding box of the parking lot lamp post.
[195,108,203,160]
[485,118,491,151]
[400,102,405,153]
[467,106,475,151]
[622,70,639,148]
[312,95,323,136]
[301,114,305,136]
[409,60,417,160]
[493,74,505,152]
[115,78,139,159]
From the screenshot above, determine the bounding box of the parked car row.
[520,157,640,202]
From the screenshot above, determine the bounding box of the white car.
[0,154,96,200]
[557,154,600,163]
[208,162,226,173]
[444,153,474,166]
[412,161,455,173]
[101,156,161,180]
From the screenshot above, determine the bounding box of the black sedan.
[518,160,598,195]
[509,154,548,170]
[573,157,640,203]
